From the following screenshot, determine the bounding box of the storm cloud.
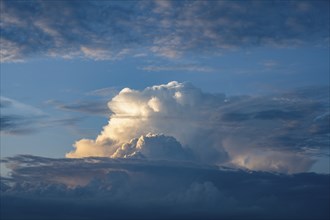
[1,155,329,220]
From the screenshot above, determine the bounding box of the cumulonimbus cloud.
[66,81,225,162]
[66,82,329,173]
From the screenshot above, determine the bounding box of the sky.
[0,0,329,219]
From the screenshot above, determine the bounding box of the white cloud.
[222,138,315,173]
[66,81,227,164]
[66,82,329,173]
[111,133,194,161]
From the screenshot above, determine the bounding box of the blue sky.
[0,1,329,219]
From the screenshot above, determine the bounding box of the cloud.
[0,115,38,135]
[86,87,119,98]
[65,82,329,173]
[0,96,44,116]
[66,133,195,161]
[1,155,329,220]
[46,99,110,116]
[69,133,195,161]
[262,60,279,68]
[66,82,228,164]
[0,97,87,135]
[141,64,214,72]
[1,0,328,62]
[0,96,45,134]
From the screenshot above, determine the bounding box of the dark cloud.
[1,0,328,62]
[1,0,139,61]
[0,97,87,135]
[253,110,303,120]
[222,110,303,121]
[46,99,110,116]
[0,96,45,134]
[0,97,43,134]
[1,155,329,220]
[47,117,84,127]
[0,115,37,134]
[220,86,330,153]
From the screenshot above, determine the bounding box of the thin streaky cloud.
[141,64,215,72]
[46,99,110,116]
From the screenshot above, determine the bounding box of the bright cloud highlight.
[66,82,329,174]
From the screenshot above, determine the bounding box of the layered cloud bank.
[66,82,329,173]
[1,155,329,220]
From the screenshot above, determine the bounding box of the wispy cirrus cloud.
[86,87,119,98]
[46,99,110,116]
[0,96,45,134]
[0,97,87,135]
[140,64,215,72]
[1,0,328,62]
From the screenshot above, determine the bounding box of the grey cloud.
[253,110,303,120]
[86,87,119,98]
[222,110,303,122]
[47,117,84,127]
[0,99,12,108]
[1,0,139,62]
[47,99,110,116]
[0,115,38,135]
[220,86,329,152]
[0,97,45,135]
[0,114,86,135]
[1,155,329,220]
[0,97,88,135]
[1,0,328,62]
[141,64,215,72]
[310,112,330,135]
[221,112,252,122]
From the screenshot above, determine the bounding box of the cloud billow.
[66,81,329,174]
[1,0,328,62]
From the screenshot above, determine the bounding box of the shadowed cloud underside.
[1,155,329,220]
